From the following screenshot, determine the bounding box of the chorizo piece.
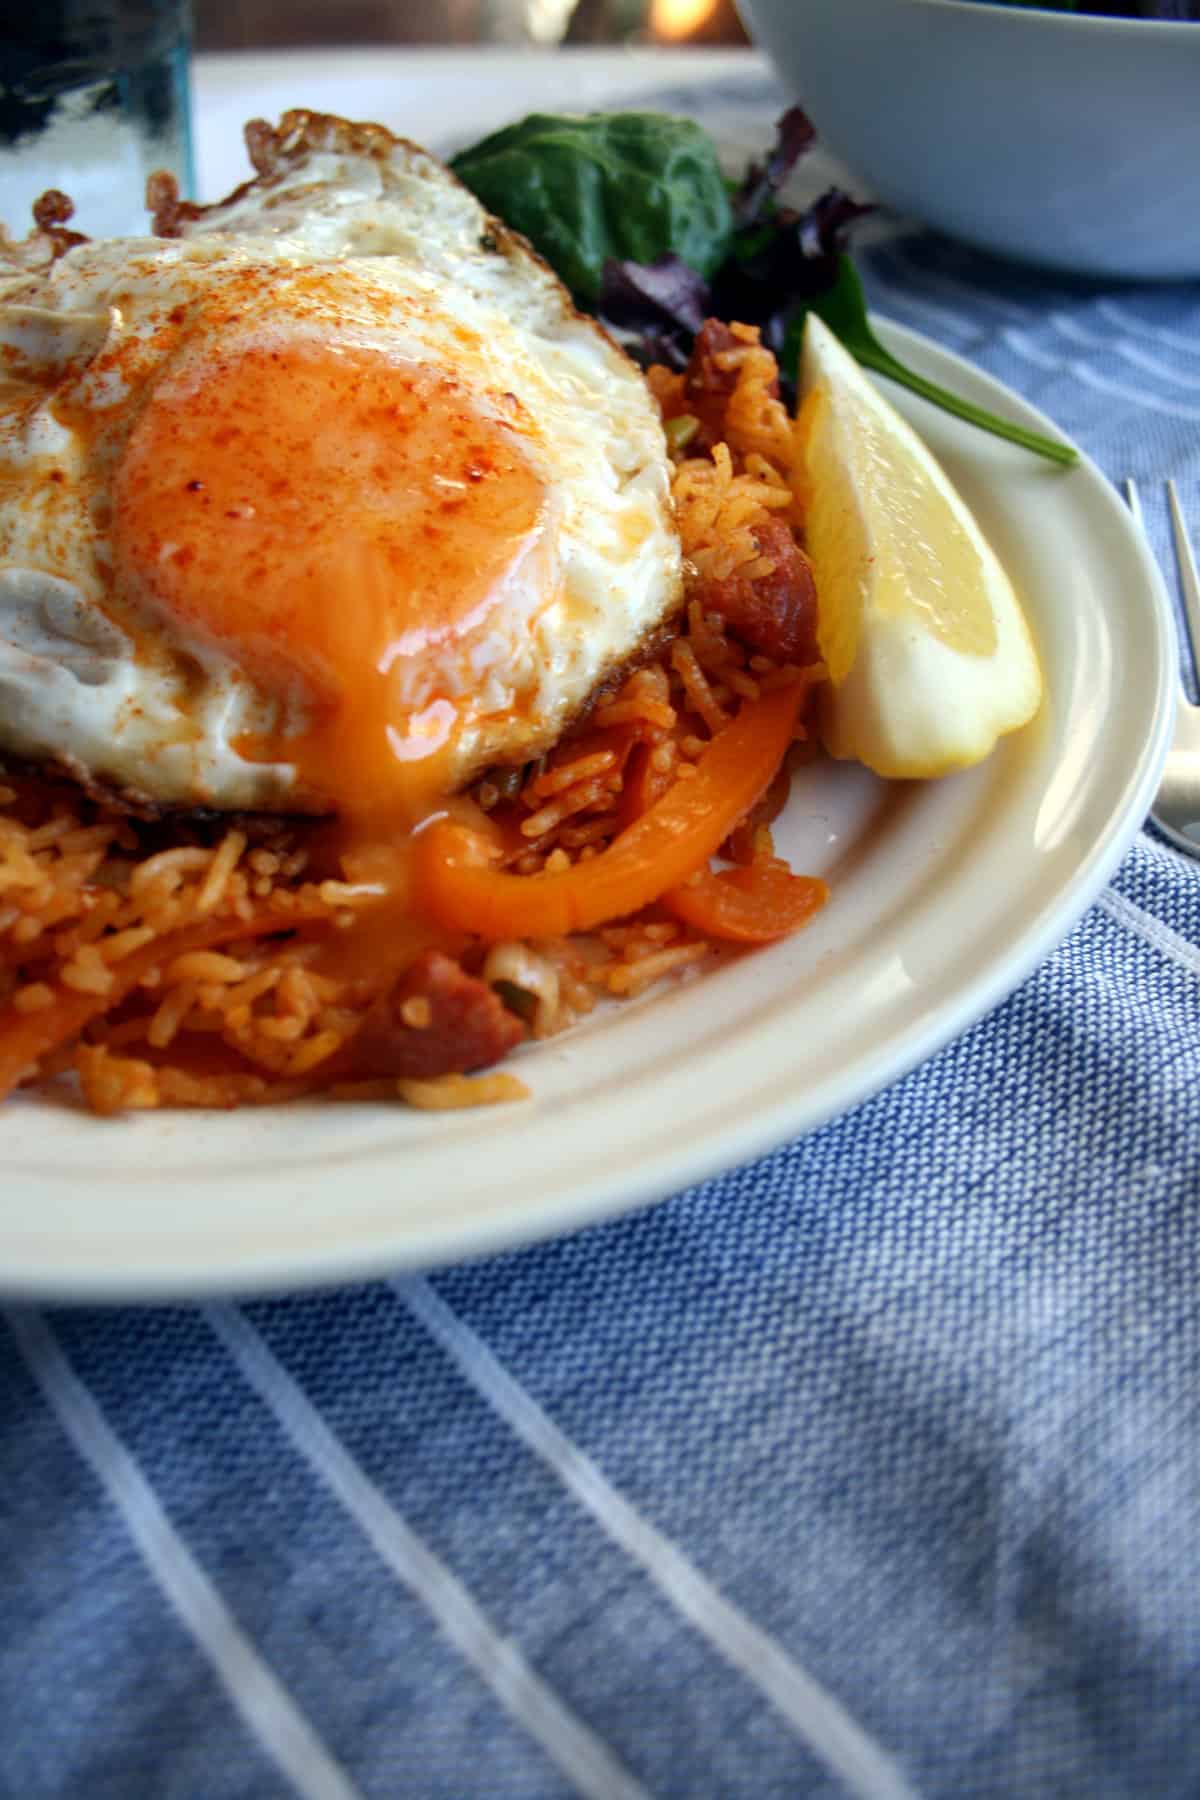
[696,516,819,665]
[339,950,525,1081]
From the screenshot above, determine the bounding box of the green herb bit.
[664,414,701,454]
[493,979,538,1021]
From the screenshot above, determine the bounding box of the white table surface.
[191,45,784,200]
[189,42,881,254]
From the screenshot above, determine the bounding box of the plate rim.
[0,318,1177,1301]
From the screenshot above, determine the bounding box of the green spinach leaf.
[451,112,732,306]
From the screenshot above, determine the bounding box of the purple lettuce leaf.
[595,107,876,392]
[597,252,712,370]
[729,105,817,231]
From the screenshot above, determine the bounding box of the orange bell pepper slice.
[413,681,806,941]
[662,859,828,943]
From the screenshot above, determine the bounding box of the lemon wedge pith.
[799,314,1043,781]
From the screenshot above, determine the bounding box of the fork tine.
[1124,475,1145,530]
[1167,480,1200,683]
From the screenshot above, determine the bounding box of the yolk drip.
[112,339,546,849]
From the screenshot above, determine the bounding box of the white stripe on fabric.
[902,269,1200,375]
[1099,886,1200,981]
[4,1308,362,1800]
[1045,314,1109,351]
[1049,315,1200,390]
[202,1304,650,1800]
[1096,300,1200,358]
[397,1278,919,1800]
[873,258,1200,411]
[1001,330,1200,421]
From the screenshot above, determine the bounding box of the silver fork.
[1125,478,1200,857]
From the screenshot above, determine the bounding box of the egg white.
[0,113,681,811]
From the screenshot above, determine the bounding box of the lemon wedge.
[799,313,1043,780]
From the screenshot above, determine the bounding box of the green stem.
[854,339,1079,468]
[804,256,1078,469]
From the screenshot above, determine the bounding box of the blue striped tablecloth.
[4,60,1200,1800]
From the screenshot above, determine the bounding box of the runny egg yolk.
[112,339,548,857]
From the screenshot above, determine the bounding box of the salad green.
[451,112,732,305]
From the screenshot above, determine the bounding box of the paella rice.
[0,321,828,1114]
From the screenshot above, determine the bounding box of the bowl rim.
[912,0,1200,36]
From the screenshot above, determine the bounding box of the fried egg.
[0,112,681,829]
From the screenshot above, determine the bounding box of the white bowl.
[737,0,1200,280]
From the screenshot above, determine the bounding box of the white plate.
[0,323,1174,1301]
